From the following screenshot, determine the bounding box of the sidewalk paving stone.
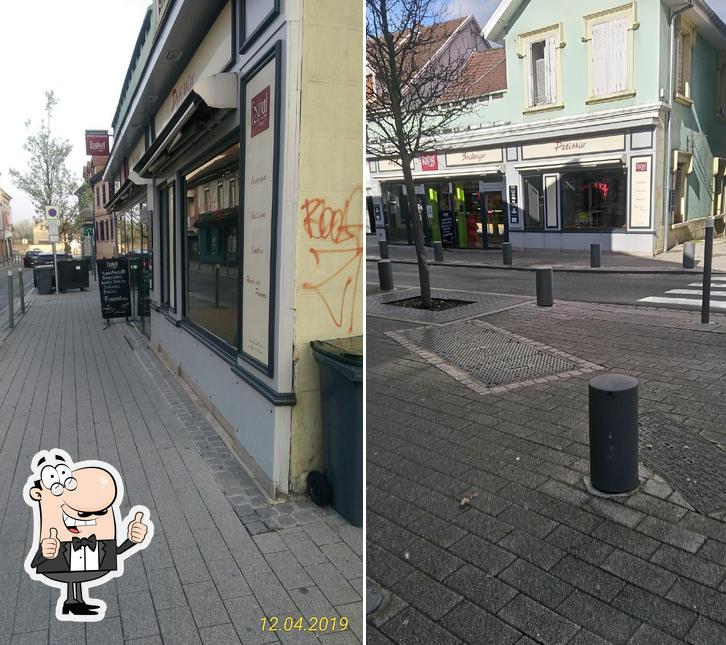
[0,287,361,643]
[368,300,726,644]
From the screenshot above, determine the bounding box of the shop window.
[518,24,563,111]
[561,167,627,230]
[675,17,695,104]
[160,183,176,309]
[584,4,636,103]
[184,143,240,348]
[523,175,545,230]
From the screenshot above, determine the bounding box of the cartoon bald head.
[27,451,119,542]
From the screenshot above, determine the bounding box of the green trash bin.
[309,336,363,526]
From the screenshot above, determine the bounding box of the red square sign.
[251,86,271,138]
[421,154,438,171]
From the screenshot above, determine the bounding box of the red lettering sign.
[85,134,109,156]
[636,162,648,172]
[251,87,270,138]
[420,154,438,171]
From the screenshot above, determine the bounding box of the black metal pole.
[433,241,444,263]
[377,260,393,291]
[7,271,13,329]
[683,241,695,269]
[378,240,389,259]
[702,217,714,324]
[17,269,24,315]
[590,243,601,268]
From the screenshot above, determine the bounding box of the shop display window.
[561,167,626,230]
[184,143,240,348]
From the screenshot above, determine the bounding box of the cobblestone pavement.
[367,298,726,645]
[0,287,361,644]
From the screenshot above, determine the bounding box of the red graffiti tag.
[301,186,363,333]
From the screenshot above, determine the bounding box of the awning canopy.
[104,178,147,212]
[133,72,237,179]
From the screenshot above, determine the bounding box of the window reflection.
[185,143,239,347]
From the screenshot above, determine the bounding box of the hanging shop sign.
[240,44,280,374]
[96,258,132,320]
[521,134,626,160]
[85,130,109,156]
[445,148,503,167]
[629,155,652,228]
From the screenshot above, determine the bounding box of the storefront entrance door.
[482,190,506,248]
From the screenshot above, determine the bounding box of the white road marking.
[688,283,726,287]
[666,289,726,296]
[639,296,726,309]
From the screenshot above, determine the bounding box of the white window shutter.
[611,17,628,92]
[528,44,536,107]
[545,36,557,104]
[591,22,608,96]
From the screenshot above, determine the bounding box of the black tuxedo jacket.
[31,538,135,574]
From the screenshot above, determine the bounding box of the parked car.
[32,252,72,287]
[23,249,42,267]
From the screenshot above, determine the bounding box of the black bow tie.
[71,535,97,551]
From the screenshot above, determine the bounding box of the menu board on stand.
[240,43,280,375]
[96,258,132,327]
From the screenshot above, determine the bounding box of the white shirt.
[69,544,100,572]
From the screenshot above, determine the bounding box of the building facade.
[367,0,726,254]
[103,0,363,496]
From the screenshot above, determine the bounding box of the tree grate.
[387,320,603,395]
[640,413,726,516]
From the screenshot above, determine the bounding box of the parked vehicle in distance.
[32,252,72,287]
[23,249,42,267]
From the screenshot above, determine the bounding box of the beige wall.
[289,0,363,491]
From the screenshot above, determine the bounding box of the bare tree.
[367,0,479,308]
[9,91,81,252]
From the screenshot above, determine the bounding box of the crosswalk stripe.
[712,276,726,281]
[687,283,726,288]
[639,296,726,309]
[666,289,726,296]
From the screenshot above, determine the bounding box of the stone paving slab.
[367,298,726,644]
[0,286,361,644]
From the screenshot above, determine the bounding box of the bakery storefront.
[372,148,508,248]
[368,129,658,253]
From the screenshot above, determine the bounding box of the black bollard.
[535,267,553,307]
[589,374,639,494]
[702,218,714,324]
[378,240,389,259]
[377,259,393,291]
[683,241,695,269]
[433,241,444,263]
[590,243,601,268]
[17,269,24,315]
[502,242,512,266]
[7,271,13,329]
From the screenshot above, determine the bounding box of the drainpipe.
[663,1,694,253]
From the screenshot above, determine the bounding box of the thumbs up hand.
[128,511,148,544]
[41,528,60,559]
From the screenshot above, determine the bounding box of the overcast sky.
[0,1,151,223]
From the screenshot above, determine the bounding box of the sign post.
[45,206,60,294]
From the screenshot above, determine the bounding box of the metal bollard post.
[214,264,220,308]
[588,374,639,494]
[433,241,444,263]
[7,271,13,329]
[17,269,24,315]
[502,242,513,266]
[683,241,695,269]
[702,218,714,324]
[377,259,394,291]
[378,240,389,259]
[535,267,553,307]
[590,243,601,268]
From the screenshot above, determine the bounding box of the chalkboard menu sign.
[97,258,132,320]
[439,211,456,246]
